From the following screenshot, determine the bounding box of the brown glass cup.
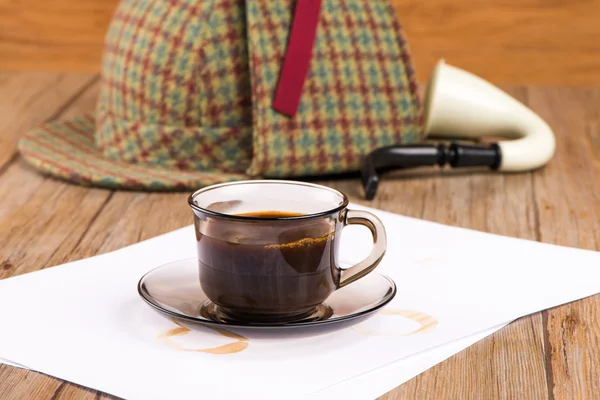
[188,180,387,323]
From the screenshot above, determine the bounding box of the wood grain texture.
[1,0,600,86]
[0,71,96,169]
[527,87,600,399]
[0,75,116,400]
[0,0,117,72]
[393,0,600,86]
[0,74,600,398]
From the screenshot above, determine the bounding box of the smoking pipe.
[360,59,556,200]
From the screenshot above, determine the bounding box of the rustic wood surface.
[1,0,600,86]
[0,73,599,399]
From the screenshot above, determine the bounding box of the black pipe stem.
[361,143,501,200]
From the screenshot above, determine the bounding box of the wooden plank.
[527,87,600,399]
[393,0,600,86]
[49,191,193,264]
[1,0,600,86]
[0,75,99,214]
[54,383,116,400]
[0,71,97,171]
[0,0,117,73]
[0,78,116,400]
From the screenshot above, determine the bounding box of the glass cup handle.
[338,209,387,288]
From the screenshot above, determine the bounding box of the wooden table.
[0,71,599,399]
[3,0,600,87]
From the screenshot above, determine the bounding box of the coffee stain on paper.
[353,309,438,337]
[158,320,249,355]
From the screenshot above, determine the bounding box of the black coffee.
[196,211,340,321]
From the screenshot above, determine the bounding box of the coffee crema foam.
[264,235,330,250]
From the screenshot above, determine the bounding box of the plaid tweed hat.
[18,0,423,190]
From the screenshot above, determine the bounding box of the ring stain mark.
[353,309,438,336]
[380,309,438,334]
[159,326,189,338]
[158,319,249,355]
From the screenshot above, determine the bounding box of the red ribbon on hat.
[273,0,323,118]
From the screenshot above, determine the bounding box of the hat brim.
[18,114,250,191]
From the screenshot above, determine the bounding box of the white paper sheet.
[0,203,599,399]
[0,326,507,399]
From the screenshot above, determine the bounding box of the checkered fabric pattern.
[18,0,422,190]
[246,0,422,177]
[96,0,253,174]
[18,115,246,190]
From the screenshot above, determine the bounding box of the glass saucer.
[137,258,396,330]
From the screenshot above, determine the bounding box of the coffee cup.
[188,180,387,323]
